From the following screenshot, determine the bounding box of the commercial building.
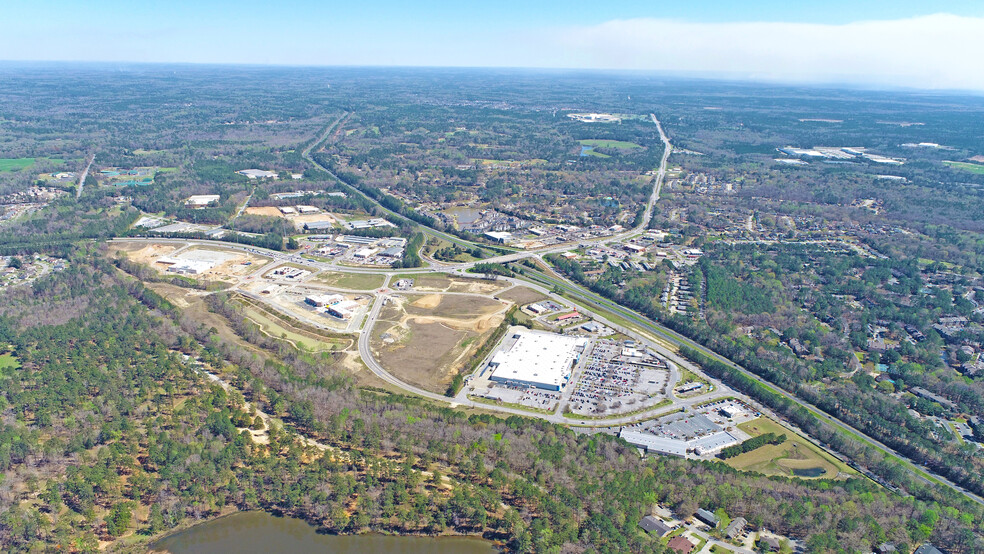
[237,169,279,179]
[305,294,344,307]
[304,221,335,231]
[185,194,220,207]
[158,257,215,275]
[485,231,513,243]
[327,299,359,320]
[488,329,587,391]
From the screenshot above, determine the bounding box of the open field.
[727,418,855,479]
[315,271,385,290]
[0,352,20,372]
[245,206,286,217]
[496,285,548,306]
[370,294,506,393]
[237,299,352,352]
[0,157,64,172]
[943,160,984,174]
[405,293,502,319]
[578,139,642,149]
[395,273,509,294]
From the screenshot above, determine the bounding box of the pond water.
[151,511,497,554]
[792,467,827,478]
[444,206,483,225]
[580,145,594,156]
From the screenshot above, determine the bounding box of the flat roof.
[489,328,586,389]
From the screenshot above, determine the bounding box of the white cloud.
[537,14,984,91]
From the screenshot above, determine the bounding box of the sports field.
[726,418,856,479]
[0,157,65,172]
[943,160,984,174]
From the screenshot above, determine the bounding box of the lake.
[151,511,497,554]
[444,206,483,225]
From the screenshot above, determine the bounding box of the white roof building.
[305,294,344,307]
[488,329,587,391]
[185,194,220,206]
[237,169,279,179]
[327,300,359,320]
[485,231,513,243]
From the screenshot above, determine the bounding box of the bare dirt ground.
[291,213,337,230]
[405,293,502,319]
[371,294,506,393]
[496,285,548,306]
[244,206,285,217]
[115,241,269,281]
[404,274,509,294]
[114,243,179,267]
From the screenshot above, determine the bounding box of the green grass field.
[0,352,21,372]
[0,157,65,172]
[241,305,349,352]
[579,139,642,149]
[726,418,856,479]
[315,271,385,290]
[943,160,984,174]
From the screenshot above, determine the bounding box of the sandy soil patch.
[411,294,442,309]
[496,285,548,306]
[245,206,285,217]
[115,243,179,268]
[292,213,336,226]
[371,295,506,392]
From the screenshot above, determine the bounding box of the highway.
[519,266,984,506]
[115,112,984,506]
[77,153,95,199]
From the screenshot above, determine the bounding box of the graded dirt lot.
[244,206,285,217]
[113,242,179,266]
[291,213,337,230]
[496,285,548,306]
[115,241,270,281]
[397,273,509,294]
[370,294,506,393]
[405,293,502,320]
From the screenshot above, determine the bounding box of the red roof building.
[667,536,695,554]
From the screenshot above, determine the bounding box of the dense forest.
[0,252,978,552]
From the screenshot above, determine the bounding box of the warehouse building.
[488,329,587,391]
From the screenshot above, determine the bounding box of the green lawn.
[579,139,642,149]
[943,160,984,174]
[0,352,21,372]
[315,271,385,290]
[727,418,856,479]
[0,157,65,172]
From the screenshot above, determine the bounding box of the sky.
[3,0,984,91]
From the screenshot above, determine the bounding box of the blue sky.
[3,1,984,90]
